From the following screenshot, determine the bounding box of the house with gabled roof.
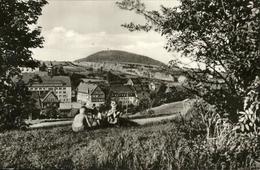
[110,85,138,106]
[125,77,150,102]
[125,77,142,86]
[32,91,60,109]
[40,91,60,108]
[30,91,60,119]
[77,82,105,108]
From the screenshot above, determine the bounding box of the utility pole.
[126,91,128,115]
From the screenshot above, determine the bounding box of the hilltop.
[75,50,166,66]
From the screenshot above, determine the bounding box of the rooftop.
[110,85,135,94]
[28,75,71,87]
[77,82,99,94]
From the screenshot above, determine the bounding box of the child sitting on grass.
[72,106,91,132]
[107,101,121,125]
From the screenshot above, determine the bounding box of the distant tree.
[58,65,65,75]
[0,0,47,129]
[39,62,47,71]
[117,0,260,121]
[150,83,167,107]
[165,86,193,103]
[28,74,42,85]
[138,98,151,111]
[88,67,93,72]
[40,103,59,119]
[54,66,59,75]
[70,73,86,90]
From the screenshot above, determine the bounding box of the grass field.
[0,113,258,169]
[0,120,185,170]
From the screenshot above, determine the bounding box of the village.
[19,61,188,120]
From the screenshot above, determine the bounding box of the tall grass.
[0,115,258,169]
[0,122,179,169]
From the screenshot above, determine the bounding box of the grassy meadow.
[0,115,258,170]
[0,120,182,170]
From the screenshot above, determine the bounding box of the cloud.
[32,26,176,63]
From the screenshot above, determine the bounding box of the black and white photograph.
[0,0,260,169]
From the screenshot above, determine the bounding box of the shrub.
[178,99,260,169]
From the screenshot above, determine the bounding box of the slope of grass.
[0,121,184,170]
[0,116,258,170]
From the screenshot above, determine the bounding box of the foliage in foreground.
[0,115,259,170]
[0,0,47,129]
[117,0,260,121]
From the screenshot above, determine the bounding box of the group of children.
[72,101,121,132]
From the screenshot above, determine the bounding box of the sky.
[32,0,182,64]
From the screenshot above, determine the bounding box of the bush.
[176,99,260,169]
[40,103,60,119]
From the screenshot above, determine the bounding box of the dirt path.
[29,114,181,129]
[29,100,193,129]
[131,113,181,125]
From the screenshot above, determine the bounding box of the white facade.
[111,96,137,106]
[77,92,105,108]
[77,92,90,104]
[29,86,71,103]
[19,67,39,73]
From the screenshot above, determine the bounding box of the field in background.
[127,99,192,119]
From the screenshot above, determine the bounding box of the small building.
[77,82,105,108]
[40,91,60,108]
[110,85,137,106]
[126,77,150,102]
[30,91,59,119]
[125,77,142,86]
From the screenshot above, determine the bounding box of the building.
[40,91,60,108]
[77,82,105,108]
[125,77,142,86]
[81,78,108,85]
[126,78,150,102]
[19,67,39,73]
[110,85,137,106]
[28,75,72,103]
[30,91,60,119]
[33,91,60,109]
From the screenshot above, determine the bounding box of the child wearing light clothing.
[72,106,91,132]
